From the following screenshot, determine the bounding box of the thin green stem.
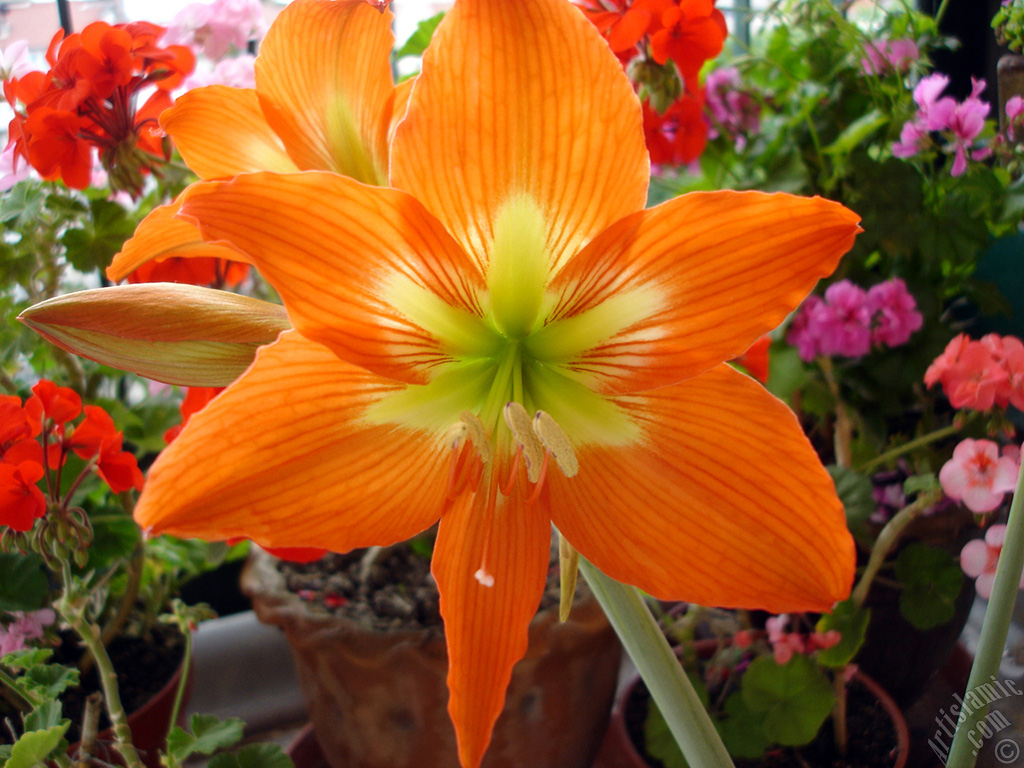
[579,559,735,768]
[0,666,36,709]
[58,567,146,768]
[855,423,961,474]
[947,459,1024,767]
[933,0,952,27]
[850,490,941,608]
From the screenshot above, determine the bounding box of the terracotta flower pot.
[243,548,622,768]
[595,653,909,768]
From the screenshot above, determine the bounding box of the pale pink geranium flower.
[0,143,30,192]
[961,525,1024,599]
[866,278,923,347]
[164,0,265,61]
[1007,96,1024,140]
[182,54,256,91]
[0,40,32,81]
[0,609,56,656]
[861,38,919,76]
[940,439,1019,513]
[765,615,806,665]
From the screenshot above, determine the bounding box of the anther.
[503,402,544,482]
[460,410,493,464]
[474,568,495,588]
[533,411,579,477]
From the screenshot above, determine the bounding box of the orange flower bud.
[18,284,291,387]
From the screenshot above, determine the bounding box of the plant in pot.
[605,604,909,768]
[0,379,290,768]
[241,532,623,768]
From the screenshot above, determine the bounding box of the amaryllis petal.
[178,172,491,385]
[160,86,299,178]
[548,364,854,612]
[432,476,551,768]
[391,0,649,274]
[254,0,395,183]
[135,331,447,547]
[18,284,289,386]
[107,198,250,282]
[542,191,861,392]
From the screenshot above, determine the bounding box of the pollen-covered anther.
[533,411,579,478]
[502,402,544,482]
[445,411,491,499]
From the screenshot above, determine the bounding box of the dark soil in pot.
[624,676,903,768]
[277,542,579,633]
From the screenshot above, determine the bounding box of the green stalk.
[59,564,146,768]
[855,423,961,474]
[850,490,941,608]
[579,559,735,768]
[946,459,1024,768]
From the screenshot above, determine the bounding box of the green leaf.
[207,743,294,768]
[18,664,81,701]
[166,715,245,763]
[894,542,964,630]
[0,553,50,612]
[827,465,875,542]
[717,692,771,759]
[1,723,69,768]
[822,109,888,155]
[815,598,870,668]
[741,655,834,747]
[24,701,64,732]
[395,11,445,59]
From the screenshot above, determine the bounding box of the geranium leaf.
[741,655,834,746]
[208,743,294,768]
[894,542,964,630]
[2,723,69,768]
[815,598,870,668]
[0,554,49,612]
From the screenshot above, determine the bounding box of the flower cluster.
[925,333,1024,413]
[163,0,265,61]
[1,380,143,533]
[0,608,55,656]
[2,21,194,196]
[786,278,923,362]
[578,0,727,165]
[704,67,760,151]
[762,615,840,665]
[892,74,991,177]
[859,37,918,76]
[960,524,1024,599]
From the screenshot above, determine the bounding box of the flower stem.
[818,358,852,468]
[946,459,1024,768]
[579,559,735,768]
[855,423,961,474]
[59,565,146,768]
[850,490,941,608]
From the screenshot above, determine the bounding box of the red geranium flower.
[0,461,47,532]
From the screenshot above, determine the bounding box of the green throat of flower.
[366,193,647,471]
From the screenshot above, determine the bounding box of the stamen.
[446,442,473,500]
[499,445,522,496]
[460,410,493,464]
[503,402,544,482]
[474,568,495,588]
[525,451,550,506]
[533,411,579,477]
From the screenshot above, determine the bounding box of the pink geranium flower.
[1007,95,1024,140]
[925,333,1023,412]
[815,281,872,358]
[866,278,923,347]
[861,38,919,76]
[939,439,1019,513]
[961,525,1024,599]
[948,79,991,176]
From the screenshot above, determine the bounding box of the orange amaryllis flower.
[106,0,402,283]
[128,1,858,766]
